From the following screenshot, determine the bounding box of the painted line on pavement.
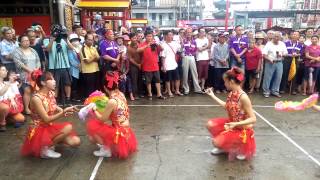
[254,110,320,167]
[128,104,274,108]
[75,104,274,108]
[89,157,104,180]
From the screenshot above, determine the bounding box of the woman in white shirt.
[196,28,210,91]
[160,31,183,97]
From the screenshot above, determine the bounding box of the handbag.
[166,42,180,62]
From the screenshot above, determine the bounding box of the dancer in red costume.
[21,70,80,158]
[86,71,137,158]
[205,67,256,161]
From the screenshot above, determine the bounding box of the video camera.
[50,24,68,40]
[150,41,158,51]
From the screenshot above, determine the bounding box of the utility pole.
[188,0,190,21]
[147,0,149,22]
[225,0,229,31]
[267,0,273,28]
[179,0,182,20]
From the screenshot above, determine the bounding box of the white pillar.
[57,0,65,26]
[187,0,190,21]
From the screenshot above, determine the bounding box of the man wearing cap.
[213,33,229,93]
[181,28,202,95]
[67,33,82,102]
[137,27,143,32]
[254,32,265,91]
[99,29,120,74]
[229,25,248,70]
[92,14,104,32]
[0,27,18,71]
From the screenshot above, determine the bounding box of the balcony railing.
[135,2,156,7]
[149,20,176,27]
[133,1,177,8]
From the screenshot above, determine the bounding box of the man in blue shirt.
[43,25,74,103]
[0,27,18,71]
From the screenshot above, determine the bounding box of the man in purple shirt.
[99,29,120,73]
[280,30,304,94]
[229,25,248,70]
[182,28,202,95]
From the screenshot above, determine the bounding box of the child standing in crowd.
[21,70,80,158]
[206,67,256,161]
[0,66,25,132]
[86,72,137,158]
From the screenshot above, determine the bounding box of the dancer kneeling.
[21,70,80,158]
[205,67,256,161]
[86,72,137,158]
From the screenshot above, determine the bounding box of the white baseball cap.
[193,30,199,35]
[69,33,80,41]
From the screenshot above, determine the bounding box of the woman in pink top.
[303,35,320,95]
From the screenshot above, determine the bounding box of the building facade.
[286,0,320,28]
[132,0,203,27]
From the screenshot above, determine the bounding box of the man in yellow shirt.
[80,33,100,97]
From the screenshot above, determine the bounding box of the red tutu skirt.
[1,95,23,115]
[86,119,137,159]
[207,117,256,160]
[21,122,76,157]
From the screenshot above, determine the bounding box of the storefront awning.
[128,19,148,24]
[77,0,130,10]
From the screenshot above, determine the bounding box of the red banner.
[0,16,51,36]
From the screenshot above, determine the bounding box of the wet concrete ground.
[0,93,319,180]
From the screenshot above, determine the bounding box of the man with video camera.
[43,24,75,104]
[137,30,165,100]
